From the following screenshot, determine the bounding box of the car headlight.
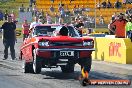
[39,41,49,46]
[83,41,93,46]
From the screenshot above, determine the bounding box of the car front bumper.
[36,48,95,52]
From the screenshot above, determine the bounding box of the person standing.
[4,10,8,21]
[46,13,52,24]
[22,20,30,41]
[74,19,84,37]
[110,14,127,38]
[10,10,16,23]
[1,15,16,60]
[125,17,132,41]
[29,16,42,31]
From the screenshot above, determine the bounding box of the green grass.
[0,0,29,17]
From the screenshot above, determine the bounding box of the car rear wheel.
[61,64,75,73]
[33,49,42,74]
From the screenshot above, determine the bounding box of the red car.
[19,24,95,74]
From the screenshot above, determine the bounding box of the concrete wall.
[92,37,132,64]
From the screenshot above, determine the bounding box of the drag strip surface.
[0,38,131,88]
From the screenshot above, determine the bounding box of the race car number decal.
[60,51,74,56]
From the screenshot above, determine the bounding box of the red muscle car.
[19,24,95,74]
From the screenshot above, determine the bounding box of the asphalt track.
[0,38,132,88]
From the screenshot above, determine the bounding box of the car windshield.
[33,25,80,37]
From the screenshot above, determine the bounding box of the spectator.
[39,9,44,21]
[110,13,128,38]
[122,0,126,4]
[59,16,64,24]
[29,0,33,7]
[125,16,132,41]
[1,15,16,60]
[22,20,30,41]
[29,5,33,12]
[126,8,132,16]
[114,0,122,9]
[50,5,54,12]
[10,10,16,22]
[4,10,8,21]
[54,13,59,24]
[29,17,42,31]
[59,6,65,22]
[70,0,74,3]
[65,5,70,16]
[111,12,117,21]
[108,22,114,35]
[126,0,132,4]
[33,5,37,16]
[81,5,85,11]
[51,0,54,3]
[46,13,52,24]
[33,0,36,5]
[36,11,41,18]
[101,0,107,8]
[74,5,81,15]
[74,19,84,36]
[19,4,25,12]
[85,5,91,12]
[73,5,77,15]
[107,1,112,8]
[0,10,3,21]
[99,15,104,24]
[96,2,101,10]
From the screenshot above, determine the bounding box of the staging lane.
[0,38,132,88]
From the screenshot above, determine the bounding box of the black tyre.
[33,49,42,74]
[23,61,34,73]
[61,64,74,73]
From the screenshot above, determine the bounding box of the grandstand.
[0,0,131,27]
[36,0,131,25]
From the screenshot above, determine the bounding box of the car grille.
[50,42,82,46]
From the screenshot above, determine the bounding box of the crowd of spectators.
[0,9,16,23]
[96,0,126,9]
[0,0,131,28]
